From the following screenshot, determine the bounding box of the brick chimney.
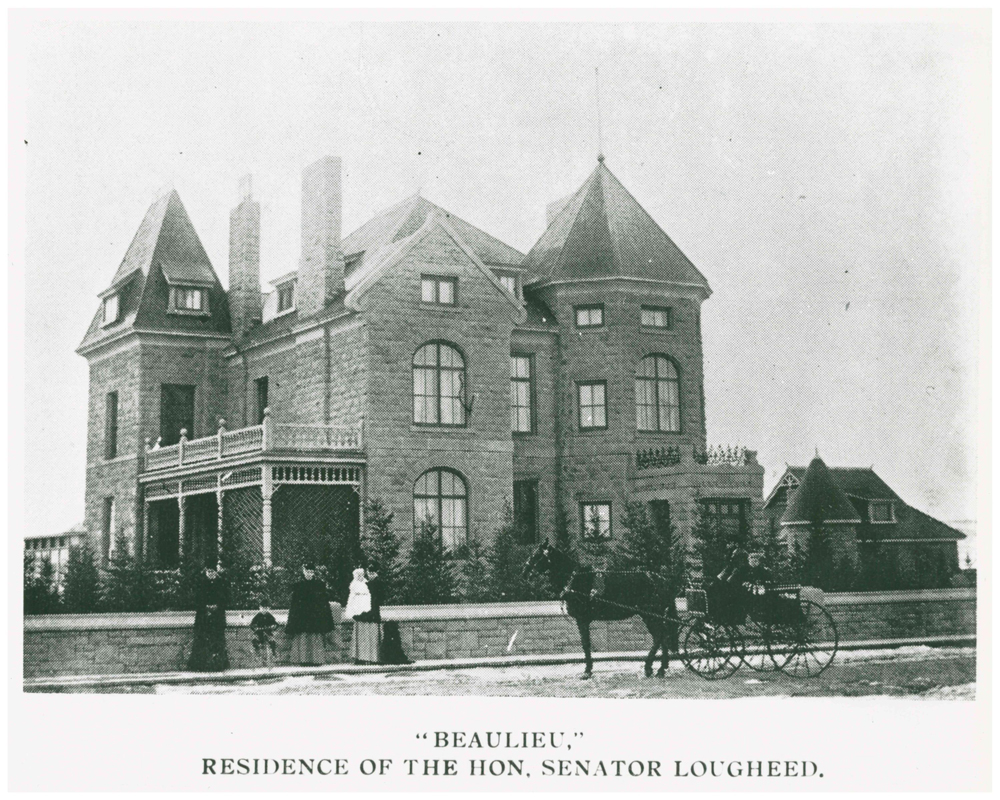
[297,156,344,316]
[228,174,262,336]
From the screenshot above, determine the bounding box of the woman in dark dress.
[285,563,335,665]
[187,566,229,671]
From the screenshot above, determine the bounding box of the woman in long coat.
[187,566,229,671]
[285,563,335,665]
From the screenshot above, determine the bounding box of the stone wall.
[23,589,975,679]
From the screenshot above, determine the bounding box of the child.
[250,603,279,669]
[344,568,372,620]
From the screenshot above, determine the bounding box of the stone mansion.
[78,155,764,571]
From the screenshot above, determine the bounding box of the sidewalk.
[23,634,974,692]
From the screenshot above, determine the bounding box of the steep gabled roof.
[521,159,711,293]
[787,466,900,502]
[342,194,524,279]
[78,190,230,353]
[781,456,863,526]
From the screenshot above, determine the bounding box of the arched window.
[414,468,468,550]
[413,342,466,426]
[636,355,680,432]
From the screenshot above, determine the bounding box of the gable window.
[414,468,468,551]
[641,306,673,329]
[160,384,196,446]
[514,480,539,544]
[496,271,518,297]
[636,355,681,432]
[277,282,295,313]
[511,354,534,433]
[421,275,457,306]
[254,377,269,425]
[105,391,118,460]
[577,381,607,430]
[581,502,612,540]
[575,304,604,328]
[169,286,208,314]
[869,500,895,523]
[102,293,120,326]
[413,342,466,426]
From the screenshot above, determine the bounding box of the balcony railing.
[143,408,362,472]
[636,444,758,471]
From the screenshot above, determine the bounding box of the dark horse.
[524,540,680,678]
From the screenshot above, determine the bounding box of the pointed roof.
[781,456,863,526]
[521,160,711,293]
[78,190,230,353]
[342,194,524,278]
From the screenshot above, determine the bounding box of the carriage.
[680,581,839,680]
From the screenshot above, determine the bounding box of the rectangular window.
[700,499,749,543]
[254,377,269,425]
[513,480,539,545]
[497,272,518,296]
[581,502,612,540]
[170,286,208,313]
[421,275,457,305]
[511,354,534,433]
[277,283,295,313]
[160,384,196,446]
[102,497,115,562]
[641,306,673,329]
[577,381,607,429]
[104,391,118,459]
[102,293,119,326]
[575,304,604,328]
[870,500,894,523]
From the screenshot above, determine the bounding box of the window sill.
[577,426,609,433]
[637,429,683,436]
[167,309,211,317]
[274,306,296,318]
[411,424,469,432]
[419,302,460,312]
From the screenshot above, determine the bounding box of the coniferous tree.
[753,519,790,583]
[398,521,455,605]
[24,552,60,614]
[612,500,686,592]
[455,528,491,602]
[485,502,551,601]
[360,498,402,604]
[62,542,101,613]
[689,503,731,582]
[101,533,156,612]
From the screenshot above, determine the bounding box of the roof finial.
[595,67,604,163]
[815,445,820,458]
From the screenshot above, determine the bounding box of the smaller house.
[764,457,965,589]
[24,523,87,587]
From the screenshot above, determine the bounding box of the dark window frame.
[412,341,467,427]
[413,467,469,552]
[276,282,295,313]
[420,274,458,306]
[168,285,210,315]
[574,304,604,328]
[636,354,682,433]
[160,383,196,445]
[102,496,115,563]
[699,498,751,542]
[104,391,119,459]
[510,352,535,434]
[577,380,608,430]
[254,376,269,425]
[640,305,673,330]
[580,501,612,541]
[513,479,539,545]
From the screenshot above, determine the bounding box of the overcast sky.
[21,18,987,537]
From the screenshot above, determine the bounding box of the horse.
[524,540,680,679]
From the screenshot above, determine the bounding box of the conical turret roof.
[78,190,230,353]
[781,456,863,526]
[521,160,711,293]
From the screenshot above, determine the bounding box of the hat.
[352,568,366,580]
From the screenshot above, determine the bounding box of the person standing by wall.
[187,566,229,671]
[345,567,380,664]
[285,563,334,666]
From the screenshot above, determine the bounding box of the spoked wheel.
[681,619,741,680]
[769,600,839,679]
[740,619,781,673]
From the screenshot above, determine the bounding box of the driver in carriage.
[709,544,771,624]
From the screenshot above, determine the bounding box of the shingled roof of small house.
[781,456,863,526]
[78,190,230,352]
[788,466,900,502]
[521,159,711,293]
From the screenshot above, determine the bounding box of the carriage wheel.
[740,619,781,673]
[681,619,741,680]
[769,600,838,679]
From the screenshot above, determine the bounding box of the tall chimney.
[228,174,261,336]
[297,156,343,316]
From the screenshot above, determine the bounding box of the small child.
[250,604,279,668]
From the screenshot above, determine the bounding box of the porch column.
[178,492,187,560]
[141,500,150,564]
[216,481,224,568]
[261,466,273,567]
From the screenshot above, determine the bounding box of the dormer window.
[869,500,895,523]
[496,271,519,298]
[102,293,120,326]
[169,286,209,314]
[277,281,295,313]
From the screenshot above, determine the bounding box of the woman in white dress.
[345,568,380,663]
